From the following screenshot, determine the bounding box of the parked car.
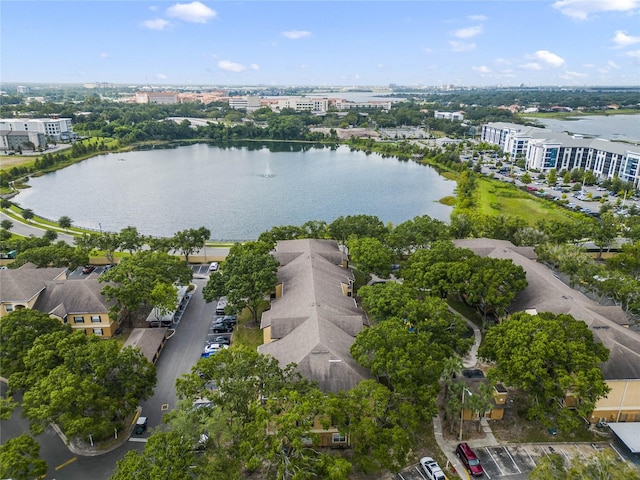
[208,262,219,272]
[135,416,148,434]
[220,315,237,325]
[456,442,484,477]
[82,265,95,274]
[420,456,446,480]
[211,324,233,334]
[212,336,230,345]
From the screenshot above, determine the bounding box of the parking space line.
[503,446,521,474]
[523,445,537,467]
[413,465,427,479]
[484,447,504,476]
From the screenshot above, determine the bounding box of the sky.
[2,0,640,87]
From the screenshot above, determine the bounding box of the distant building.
[135,91,179,104]
[434,111,465,121]
[482,122,640,188]
[0,117,73,141]
[228,95,262,111]
[16,85,30,94]
[269,97,329,113]
[331,99,392,111]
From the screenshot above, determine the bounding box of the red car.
[456,442,484,477]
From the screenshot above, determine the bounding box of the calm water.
[529,114,640,143]
[15,143,455,241]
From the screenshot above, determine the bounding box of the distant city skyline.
[2,1,640,87]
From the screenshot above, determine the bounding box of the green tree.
[346,235,393,277]
[172,227,210,263]
[0,219,13,231]
[58,215,73,228]
[385,215,451,256]
[21,208,34,222]
[118,226,145,255]
[479,312,610,430]
[110,431,199,480]
[0,396,17,420]
[563,171,571,184]
[591,211,618,259]
[0,434,48,480]
[357,282,417,322]
[43,230,58,242]
[18,331,156,439]
[546,168,557,186]
[95,232,122,264]
[329,214,388,245]
[456,169,478,210]
[328,380,413,474]
[100,250,192,324]
[521,172,532,185]
[257,224,304,247]
[0,309,69,376]
[202,241,279,322]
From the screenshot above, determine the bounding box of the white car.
[420,456,446,480]
[208,262,219,272]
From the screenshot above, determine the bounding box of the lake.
[14,143,455,241]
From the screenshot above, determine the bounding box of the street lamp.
[98,223,102,235]
[459,387,473,441]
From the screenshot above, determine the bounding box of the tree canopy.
[479,311,610,430]
[202,241,279,322]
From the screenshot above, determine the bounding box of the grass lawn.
[476,177,577,225]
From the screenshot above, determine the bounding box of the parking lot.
[397,443,620,480]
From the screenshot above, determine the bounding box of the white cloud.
[250,64,260,70]
[559,70,588,79]
[377,63,385,68]
[281,30,311,39]
[494,57,512,66]
[149,5,158,11]
[520,62,543,70]
[218,60,246,72]
[626,49,640,58]
[529,50,566,67]
[607,60,621,69]
[99,52,110,59]
[613,30,640,47]
[143,18,170,30]
[155,73,168,80]
[449,40,476,52]
[468,15,488,21]
[454,25,483,38]
[552,0,640,21]
[473,65,492,74]
[166,2,216,23]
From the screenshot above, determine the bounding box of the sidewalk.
[432,415,470,480]
[53,407,143,457]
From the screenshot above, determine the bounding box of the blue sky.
[3,0,640,87]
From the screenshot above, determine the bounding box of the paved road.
[0,211,77,244]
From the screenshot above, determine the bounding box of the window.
[5,304,13,312]
[91,315,101,323]
[332,433,346,443]
[92,328,103,336]
[73,316,85,323]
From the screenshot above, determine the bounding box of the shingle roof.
[33,279,115,315]
[0,264,67,303]
[454,238,640,381]
[258,239,372,392]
